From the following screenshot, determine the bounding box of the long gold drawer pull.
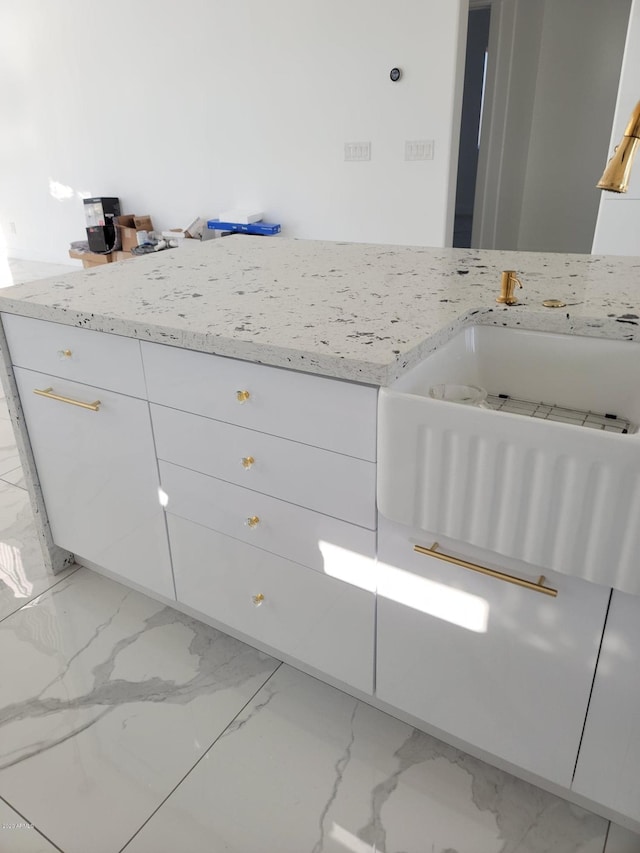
[414,542,558,597]
[33,387,101,412]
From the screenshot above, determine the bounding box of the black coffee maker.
[84,197,121,253]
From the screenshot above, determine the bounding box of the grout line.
[0,565,82,626]
[0,472,26,490]
[571,589,614,788]
[0,460,22,479]
[117,660,283,853]
[0,793,67,853]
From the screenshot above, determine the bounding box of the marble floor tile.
[0,570,280,853]
[0,480,74,622]
[0,416,20,477]
[0,798,62,852]
[7,259,78,287]
[604,824,640,852]
[123,665,608,853]
[0,465,26,490]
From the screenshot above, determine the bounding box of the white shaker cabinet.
[375,516,611,787]
[141,340,378,694]
[13,367,174,599]
[572,590,640,821]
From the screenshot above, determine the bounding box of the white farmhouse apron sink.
[378,326,640,594]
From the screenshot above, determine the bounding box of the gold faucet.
[597,101,640,193]
[496,270,522,305]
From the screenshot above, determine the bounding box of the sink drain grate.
[486,394,635,434]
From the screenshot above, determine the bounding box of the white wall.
[592,0,640,255]
[0,0,466,263]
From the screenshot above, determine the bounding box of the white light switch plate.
[405,140,434,161]
[344,142,371,162]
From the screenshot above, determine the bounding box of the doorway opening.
[454,0,632,254]
[453,4,491,248]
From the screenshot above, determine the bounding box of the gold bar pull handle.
[33,387,101,412]
[414,542,558,597]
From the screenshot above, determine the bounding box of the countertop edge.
[1,297,639,387]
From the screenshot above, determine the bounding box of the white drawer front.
[2,313,147,398]
[141,340,377,460]
[151,404,376,529]
[159,461,376,590]
[375,516,610,788]
[168,515,374,693]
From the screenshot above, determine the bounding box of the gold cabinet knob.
[252,593,265,607]
[236,390,251,403]
[246,515,260,528]
[58,349,73,359]
[241,456,255,469]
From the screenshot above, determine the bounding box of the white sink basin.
[378,326,640,594]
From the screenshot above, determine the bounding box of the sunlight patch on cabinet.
[318,540,376,593]
[378,561,489,633]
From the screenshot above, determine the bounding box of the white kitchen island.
[1,237,640,831]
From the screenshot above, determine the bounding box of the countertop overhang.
[1,237,639,386]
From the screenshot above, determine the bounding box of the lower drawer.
[160,461,376,590]
[167,514,375,694]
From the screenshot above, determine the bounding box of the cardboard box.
[184,217,208,238]
[68,248,113,269]
[116,214,154,252]
[114,251,134,261]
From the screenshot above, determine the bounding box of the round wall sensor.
[390,67,402,82]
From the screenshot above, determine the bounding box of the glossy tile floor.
[1,260,639,853]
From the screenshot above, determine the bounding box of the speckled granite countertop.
[1,237,639,385]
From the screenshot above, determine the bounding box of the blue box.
[207,220,281,236]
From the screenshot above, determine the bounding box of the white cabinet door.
[376,516,610,787]
[15,367,174,599]
[572,590,640,821]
